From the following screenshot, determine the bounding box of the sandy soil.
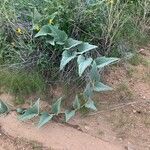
[0,112,123,150]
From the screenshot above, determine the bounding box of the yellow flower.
[48,19,53,25]
[107,0,114,4]
[35,24,40,31]
[16,28,22,34]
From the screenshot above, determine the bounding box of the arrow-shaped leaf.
[95,57,119,69]
[77,42,98,55]
[38,112,54,128]
[65,110,76,122]
[73,95,80,110]
[46,37,55,46]
[85,99,97,111]
[51,97,62,115]
[50,25,68,45]
[93,82,112,92]
[77,55,93,76]
[90,61,100,83]
[0,100,9,114]
[83,83,93,99]
[33,8,42,24]
[64,38,82,50]
[60,50,77,70]
[19,98,40,121]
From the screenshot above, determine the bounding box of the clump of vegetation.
[128,54,144,66]
[0,0,150,69]
[0,23,119,127]
[0,0,150,126]
[116,83,133,101]
[0,70,46,96]
[128,53,149,66]
[126,66,135,77]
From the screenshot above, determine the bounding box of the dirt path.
[0,112,122,150]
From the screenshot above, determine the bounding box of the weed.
[116,83,133,101]
[117,83,129,93]
[129,53,149,66]
[128,54,143,66]
[0,0,150,70]
[0,70,46,96]
[126,66,135,78]
[0,24,119,127]
[141,59,150,67]
[0,0,150,128]
[14,96,25,105]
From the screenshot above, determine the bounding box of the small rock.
[84,126,90,131]
[143,96,146,99]
[133,109,136,113]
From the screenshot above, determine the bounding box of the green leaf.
[50,25,68,45]
[83,83,93,99]
[19,98,40,121]
[85,99,97,111]
[38,112,54,128]
[77,55,93,76]
[95,57,119,69]
[60,50,77,70]
[73,95,80,110]
[46,37,55,46]
[90,61,100,83]
[48,12,58,20]
[65,110,76,122]
[35,25,51,37]
[51,97,62,115]
[33,8,42,24]
[77,42,98,55]
[16,108,25,114]
[93,82,112,92]
[64,38,82,50]
[0,100,8,114]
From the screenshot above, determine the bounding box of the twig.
[89,99,150,116]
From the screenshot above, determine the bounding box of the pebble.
[84,126,90,131]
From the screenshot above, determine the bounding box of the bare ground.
[0,111,122,150]
[0,47,149,150]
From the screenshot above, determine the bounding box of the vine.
[0,13,119,127]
